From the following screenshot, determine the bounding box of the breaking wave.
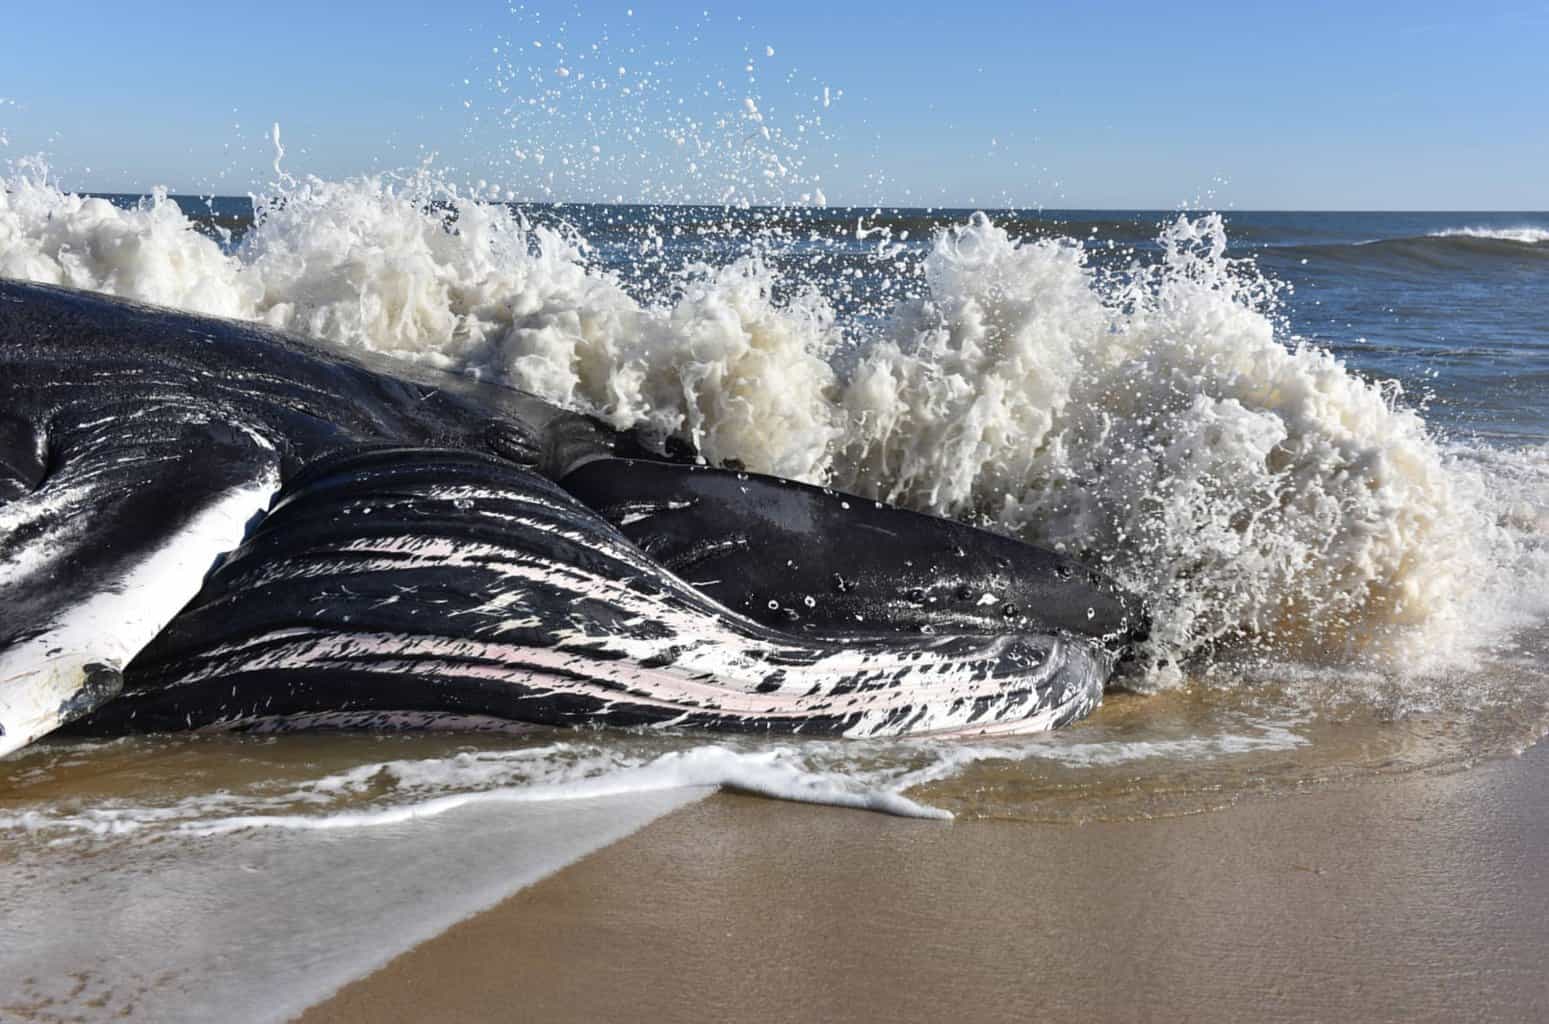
[3,163,1546,688]
[1280,230,1549,271]
[1428,225,1549,245]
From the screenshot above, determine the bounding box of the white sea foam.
[0,163,256,316]
[2,165,1547,686]
[894,722,1309,784]
[0,742,950,841]
[1428,226,1549,245]
[182,747,947,833]
[2,722,1327,842]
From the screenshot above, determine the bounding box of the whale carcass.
[0,280,1143,756]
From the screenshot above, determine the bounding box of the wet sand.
[302,740,1549,1024]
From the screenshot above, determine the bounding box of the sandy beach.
[300,739,1549,1024]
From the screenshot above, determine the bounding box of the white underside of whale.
[0,470,278,758]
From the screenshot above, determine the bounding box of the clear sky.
[2,0,1546,209]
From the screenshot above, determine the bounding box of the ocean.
[2,179,1547,1018]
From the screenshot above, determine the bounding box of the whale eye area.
[483,419,543,467]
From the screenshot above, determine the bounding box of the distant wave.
[1280,230,1549,269]
[1429,225,1549,245]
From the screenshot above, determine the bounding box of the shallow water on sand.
[4,618,1547,1021]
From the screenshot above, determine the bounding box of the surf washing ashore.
[2,167,1548,1020]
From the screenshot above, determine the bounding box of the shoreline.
[301,740,1549,1024]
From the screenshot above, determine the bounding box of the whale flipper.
[0,419,279,757]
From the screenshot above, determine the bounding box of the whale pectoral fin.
[0,422,281,758]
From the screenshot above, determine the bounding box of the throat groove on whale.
[84,448,1111,739]
[0,279,1143,754]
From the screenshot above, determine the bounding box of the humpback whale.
[0,279,1143,757]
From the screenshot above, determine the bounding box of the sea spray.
[0,161,256,316]
[834,213,1494,676]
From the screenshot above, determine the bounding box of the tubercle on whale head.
[529,409,702,481]
[482,417,545,468]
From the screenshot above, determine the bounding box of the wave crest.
[1428,225,1549,245]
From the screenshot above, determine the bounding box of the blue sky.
[2,0,1545,209]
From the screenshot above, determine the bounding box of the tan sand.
[301,741,1549,1024]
